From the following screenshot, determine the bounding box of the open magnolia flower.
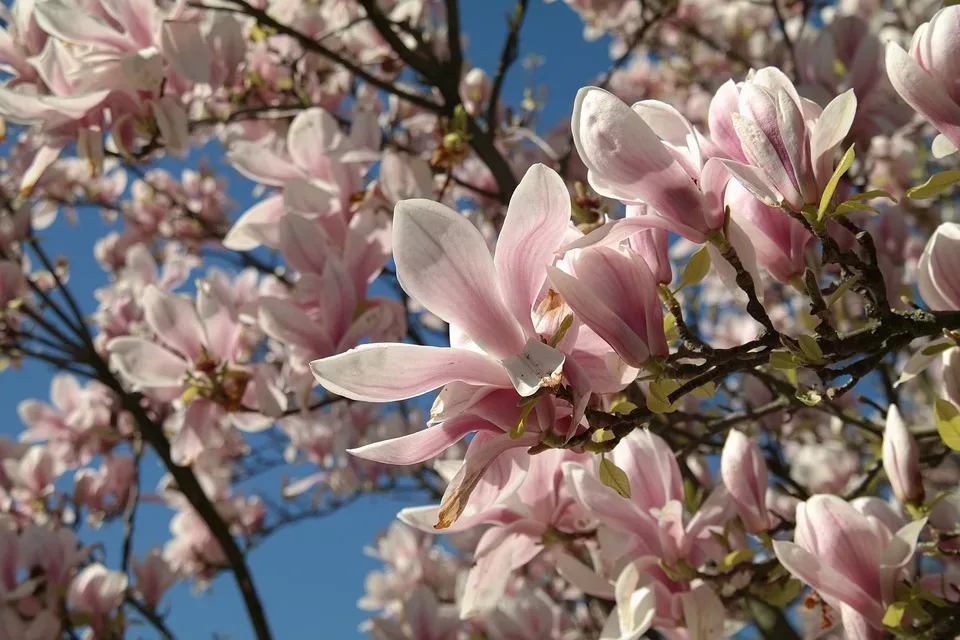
[311,164,574,400]
[106,285,285,420]
[773,495,927,639]
[886,6,960,158]
[710,67,857,212]
[310,165,610,528]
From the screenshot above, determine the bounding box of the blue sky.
[0,2,616,638]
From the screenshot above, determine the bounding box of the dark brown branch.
[485,0,530,131]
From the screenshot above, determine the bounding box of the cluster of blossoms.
[0,0,956,638]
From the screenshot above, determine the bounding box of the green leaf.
[769,351,800,371]
[818,144,855,218]
[719,548,755,571]
[755,578,804,607]
[675,246,711,291]
[934,398,960,451]
[827,276,858,307]
[844,189,896,203]
[599,458,631,498]
[797,334,825,364]
[834,201,881,216]
[882,601,908,628]
[906,170,960,199]
[646,379,682,414]
[692,381,716,399]
[610,401,638,415]
[916,590,949,608]
[922,342,955,356]
[592,428,615,443]
[683,478,704,513]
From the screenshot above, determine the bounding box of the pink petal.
[561,214,706,252]
[887,43,960,153]
[773,541,884,623]
[562,461,660,552]
[459,524,543,618]
[141,286,205,361]
[394,200,526,359]
[572,87,708,230]
[494,164,572,334]
[34,2,130,50]
[160,20,211,85]
[348,415,494,465]
[436,431,537,530]
[106,338,188,389]
[310,344,512,402]
[228,142,302,187]
[221,195,286,251]
[259,296,333,355]
[287,108,340,179]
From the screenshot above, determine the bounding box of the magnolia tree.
[1,0,960,638]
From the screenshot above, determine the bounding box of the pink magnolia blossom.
[257,213,405,391]
[726,179,812,285]
[312,164,595,527]
[399,449,593,618]
[797,15,912,143]
[19,524,83,592]
[132,549,177,609]
[886,6,960,158]
[17,374,116,467]
[3,445,64,503]
[73,455,136,523]
[882,405,924,505]
[917,222,960,311]
[106,285,284,420]
[773,494,927,637]
[563,430,734,570]
[711,68,857,212]
[720,430,771,534]
[546,246,667,368]
[224,107,380,251]
[67,563,128,637]
[570,86,728,242]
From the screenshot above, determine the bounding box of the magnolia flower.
[882,406,924,505]
[726,179,811,285]
[886,6,960,158]
[563,430,734,567]
[711,68,857,212]
[224,107,380,250]
[310,166,567,396]
[599,561,656,640]
[312,164,585,529]
[720,430,771,534]
[570,86,728,242]
[797,15,911,143]
[918,222,960,311]
[547,246,667,368]
[398,450,593,618]
[68,563,128,636]
[773,494,927,637]
[106,285,284,420]
[132,549,177,609]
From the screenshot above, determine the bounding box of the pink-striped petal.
[393,199,526,359]
[310,344,512,402]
